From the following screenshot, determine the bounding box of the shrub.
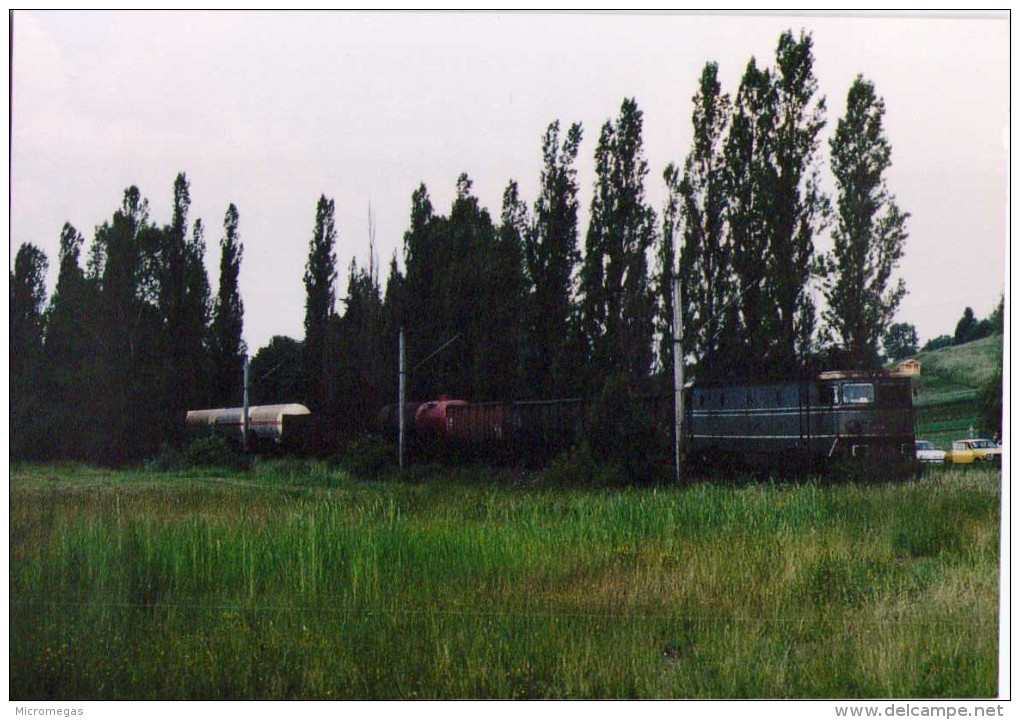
[145,443,185,472]
[977,364,1003,439]
[182,434,253,471]
[146,435,252,473]
[337,435,396,480]
[583,375,673,484]
[921,334,953,353]
[540,443,598,487]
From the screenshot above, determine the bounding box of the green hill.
[914,334,1003,395]
[907,334,1003,448]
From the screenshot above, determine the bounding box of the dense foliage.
[15,29,980,464]
[11,181,223,463]
[883,322,919,361]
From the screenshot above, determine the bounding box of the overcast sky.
[10,11,1009,355]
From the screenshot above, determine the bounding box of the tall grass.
[10,463,1000,699]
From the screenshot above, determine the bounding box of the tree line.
[882,297,1004,361]
[13,30,924,461]
[11,178,244,462]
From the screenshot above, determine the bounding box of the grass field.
[10,461,1001,699]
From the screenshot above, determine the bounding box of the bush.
[145,443,185,472]
[977,364,1003,439]
[583,375,673,485]
[336,435,396,480]
[540,444,598,487]
[921,334,953,353]
[183,434,253,471]
[146,435,252,473]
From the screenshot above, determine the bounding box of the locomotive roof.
[690,370,911,389]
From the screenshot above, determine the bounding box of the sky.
[10,11,1009,355]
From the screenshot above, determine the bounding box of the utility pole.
[242,354,250,453]
[672,276,684,485]
[396,329,459,471]
[399,325,406,471]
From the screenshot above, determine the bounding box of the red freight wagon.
[447,402,508,444]
[415,397,469,439]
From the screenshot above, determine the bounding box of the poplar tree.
[303,195,338,408]
[580,98,657,385]
[43,224,93,457]
[822,76,909,369]
[523,121,584,398]
[332,256,384,433]
[444,174,499,399]
[44,224,87,367]
[765,30,829,369]
[495,180,530,397]
[724,57,774,377]
[401,184,443,399]
[10,242,49,457]
[150,174,212,442]
[723,31,828,377]
[674,62,735,377]
[211,204,246,406]
[380,251,405,405]
[99,187,156,460]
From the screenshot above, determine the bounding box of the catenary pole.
[672,276,684,484]
[242,354,250,453]
[399,325,406,471]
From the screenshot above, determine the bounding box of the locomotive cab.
[815,375,915,461]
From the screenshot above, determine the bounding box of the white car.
[915,440,946,464]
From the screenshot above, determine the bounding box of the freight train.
[378,371,917,472]
[185,370,916,475]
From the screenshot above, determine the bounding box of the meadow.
[10,461,1001,699]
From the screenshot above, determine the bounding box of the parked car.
[915,440,946,464]
[946,438,1002,465]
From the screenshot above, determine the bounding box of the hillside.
[913,334,1003,399]
[907,334,1003,447]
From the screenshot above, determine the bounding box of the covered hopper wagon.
[185,403,313,453]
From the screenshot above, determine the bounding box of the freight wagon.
[185,403,312,452]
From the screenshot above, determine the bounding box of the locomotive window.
[843,383,874,405]
[817,385,840,406]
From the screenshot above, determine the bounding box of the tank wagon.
[379,396,596,462]
[185,403,312,452]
